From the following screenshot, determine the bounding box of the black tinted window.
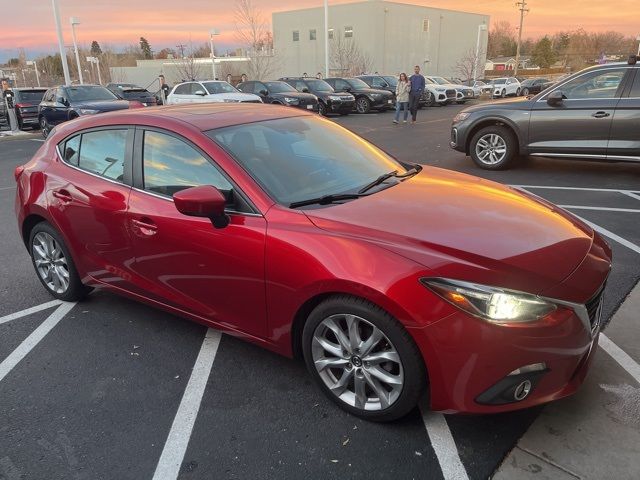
[174,83,191,94]
[142,131,233,197]
[78,130,127,182]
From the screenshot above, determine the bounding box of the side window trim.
[131,126,260,216]
[56,126,134,186]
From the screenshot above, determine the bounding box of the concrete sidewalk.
[493,284,640,480]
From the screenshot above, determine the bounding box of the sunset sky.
[2,0,639,62]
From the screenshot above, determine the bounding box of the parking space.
[1,105,639,480]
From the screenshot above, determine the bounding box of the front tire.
[522,87,529,96]
[501,89,506,98]
[40,116,50,138]
[469,125,518,170]
[29,222,91,301]
[355,96,371,114]
[318,101,328,116]
[302,295,427,422]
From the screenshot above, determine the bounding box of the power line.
[513,0,529,76]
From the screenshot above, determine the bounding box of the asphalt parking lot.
[1,103,639,480]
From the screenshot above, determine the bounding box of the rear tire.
[302,295,427,422]
[318,101,328,116]
[469,125,518,170]
[29,222,92,302]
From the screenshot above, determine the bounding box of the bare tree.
[330,36,372,76]
[234,0,278,80]
[172,43,203,81]
[455,48,483,82]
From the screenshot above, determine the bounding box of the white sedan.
[166,81,262,104]
[491,77,521,98]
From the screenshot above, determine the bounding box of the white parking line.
[560,205,640,213]
[421,409,469,480]
[0,300,62,325]
[0,186,16,191]
[30,139,45,143]
[621,191,640,202]
[572,215,640,255]
[152,328,222,480]
[0,301,75,382]
[512,185,638,194]
[600,334,640,384]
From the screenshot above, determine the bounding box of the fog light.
[514,380,532,401]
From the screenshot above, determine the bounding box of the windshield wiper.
[358,165,422,194]
[289,193,365,209]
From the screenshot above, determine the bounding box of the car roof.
[14,87,48,92]
[53,103,310,134]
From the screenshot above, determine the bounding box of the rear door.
[528,67,630,157]
[48,127,136,288]
[607,68,640,160]
[169,83,191,104]
[126,128,268,337]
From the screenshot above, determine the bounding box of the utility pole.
[513,0,529,77]
[324,0,329,78]
[176,44,186,58]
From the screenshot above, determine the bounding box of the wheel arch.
[464,117,522,155]
[22,213,49,248]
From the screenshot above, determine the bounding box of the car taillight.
[15,103,32,109]
[128,100,145,109]
[14,165,25,182]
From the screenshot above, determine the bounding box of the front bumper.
[327,99,355,113]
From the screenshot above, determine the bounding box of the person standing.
[393,73,410,124]
[408,65,425,124]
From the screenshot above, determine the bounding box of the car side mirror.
[343,87,352,92]
[173,185,229,229]
[194,90,206,96]
[259,89,268,96]
[547,90,565,106]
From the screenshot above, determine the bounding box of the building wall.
[273,0,489,78]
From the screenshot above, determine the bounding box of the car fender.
[465,113,526,153]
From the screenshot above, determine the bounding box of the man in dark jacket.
[409,65,425,123]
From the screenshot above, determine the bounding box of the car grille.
[585,283,606,332]
[445,89,456,99]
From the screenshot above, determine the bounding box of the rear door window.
[77,129,128,182]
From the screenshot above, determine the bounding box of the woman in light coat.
[393,73,411,124]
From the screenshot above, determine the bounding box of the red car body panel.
[15,104,612,414]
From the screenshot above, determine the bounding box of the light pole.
[637,35,640,56]
[324,0,329,78]
[70,17,84,84]
[52,0,71,85]
[209,28,220,80]
[473,24,487,82]
[26,60,40,87]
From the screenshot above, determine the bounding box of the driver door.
[127,128,268,337]
[528,67,630,157]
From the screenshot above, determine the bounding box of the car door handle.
[52,189,73,203]
[591,111,610,118]
[132,218,158,235]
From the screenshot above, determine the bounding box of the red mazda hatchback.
[15,104,611,421]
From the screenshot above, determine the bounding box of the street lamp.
[70,17,84,84]
[637,35,640,56]
[26,61,40,87]
[210,28,220,80]
[51,0,71,85]
[324,0,329,78]
[472,24,487,82]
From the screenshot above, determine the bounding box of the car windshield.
[112,84,137,89]
[264,82,297,93]
[430,77,450,85]
[16,90,46,102]
[207,116,406,206]
[346,78,370,89]
[305,79,333,92]
[493,78,507,85]
[66,86,118,102]
[425,78,436,85]
[203,82,239,94]
[521,79,534,86]
[382,76,398,87]
[475,81,486,86]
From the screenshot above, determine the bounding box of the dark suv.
[12,88,48,129]
[450,56,640,169]
[324,77,394,113]
[280,77,354,116]
[358,74,432,107]
[236,80,319,111]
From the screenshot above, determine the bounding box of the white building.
[273,0,489,78]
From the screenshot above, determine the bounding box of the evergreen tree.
[139,37,153,59]
[90,41,102,57]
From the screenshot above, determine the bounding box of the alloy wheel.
[32,232,69,294]
[356,98,370,114]
[311,314,404,411]
[523,88,529,96]
[40,117,49,138]
[475,133,507,165]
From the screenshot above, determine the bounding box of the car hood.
[208,92,261,102]
[74,100,131,111]
[304,168,594,295]
[462,96,534,113]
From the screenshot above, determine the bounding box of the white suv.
[166,81,262,104]
[491,77,521,98]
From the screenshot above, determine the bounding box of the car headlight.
[452,112,470,123]
[78,108,99,115]
[421,278,557,323]
[328,95,342,101]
